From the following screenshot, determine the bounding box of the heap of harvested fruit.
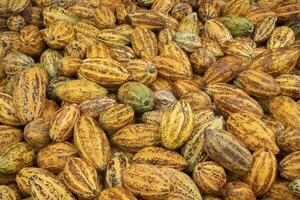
[1,0,300,199]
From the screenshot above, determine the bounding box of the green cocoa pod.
[0,142,35,174]
[219,15,254,37]
[289,177,300,197]
[118,82,154,113]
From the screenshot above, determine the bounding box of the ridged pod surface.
[254,15,277,43]
[0,92,24,126]
[261,179,299,200]
[244,149,277,196]
[127,11,165,30]
[131,26,158,60]
[99,103,134,132]
[122,164,172,200]
[193,161,227,194]
[63,157,101,199]
[204,129,253,174]
[164,167,202,200]
[226,112,279,154]
[222,181,256,200]
[235,69,281,98]
[74,115,110,171]
[267,26,295,49]
[205,19,233,45]
[222,0,250,16]
[99,187,137,200]
[79,96,116,118]
[152,55,193,80]
[52,79,108,104]
[249,48,299,77]
[279,151,300,180]
[203,56,250,85]
[133,147,188,170]
[0,125,22,154]
[0,185,19,200]
[105,152,130,188]
[37,142,77,174]
[2,51,34,76]
[16,167,54,195]
[181,116,223,172]
[277,127,300,152]
[13,67,47,123]
[79,58,130,87]
[112,124,161,152]
[30,173,75,200]
[49,104,80,142]
[0,142,34,174]
[269,96,300,128]
[276,74,300,99]
[161,101,194,150]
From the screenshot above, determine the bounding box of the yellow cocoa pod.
[244,149,277,196]
[190,48,216,74]
[180,91,212,111]
[177,12,200,35]
[16,167,54,196]
[52,79,108,104]
[79,96,116,118]
[99,103,134,132]
[63,157,101,199]
[279,151,300,180]
[235,69,281,98]
[277,127,300,152]
[125,59,157,86]
[276,74,300,99]
[161,101,194,150]
[249,48,300,77]
[141,110,164,126]
[150,77,173,92]
[172,79,201,97]
[49,104,80,142]
[86,42,111,59]
[112,124,161,152]
[122,164,172,199]
[19,25,46,56]
[222,0,250,16]
[0,142,35,174]
[42,20,76,49]
[222,181,256,200]
[97,29,131,46]
[105,152,130,188]
[0,185,20,200]
[126,11,165,30]
[0,125,22,154]
[109,45,136,63]
[42,6,78,26]
[24,119,51,151]
[37,142,78,174]
[94,5,116,29]
[153,90,177,110]
[205,19,233,45]
[227,112,279,154]
[40,99,59,121]
[267,26,295,49]
[74,116,110,171]
[30,173,75,200]
[269,96,300,127]
[158,28,176,53]
[203,56,249,85]
[261,179,299,200]
[133,147,188,170]
[152,56,192,81]
[99,187,137,200]
[151,0,173,14]
[221,39,253,59]
[13,67,47,123]
[193,161,227,194]
[173,31,202,53]
[171,3,193,21]
[163,167,202,200]
[57,56,82,77]
[0,92,24,126]
[254,15,277,43]
[2,51,34,76]
[79,58,130,87]
[131,26,158,60]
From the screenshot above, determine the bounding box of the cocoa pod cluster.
[1,0,300,200]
